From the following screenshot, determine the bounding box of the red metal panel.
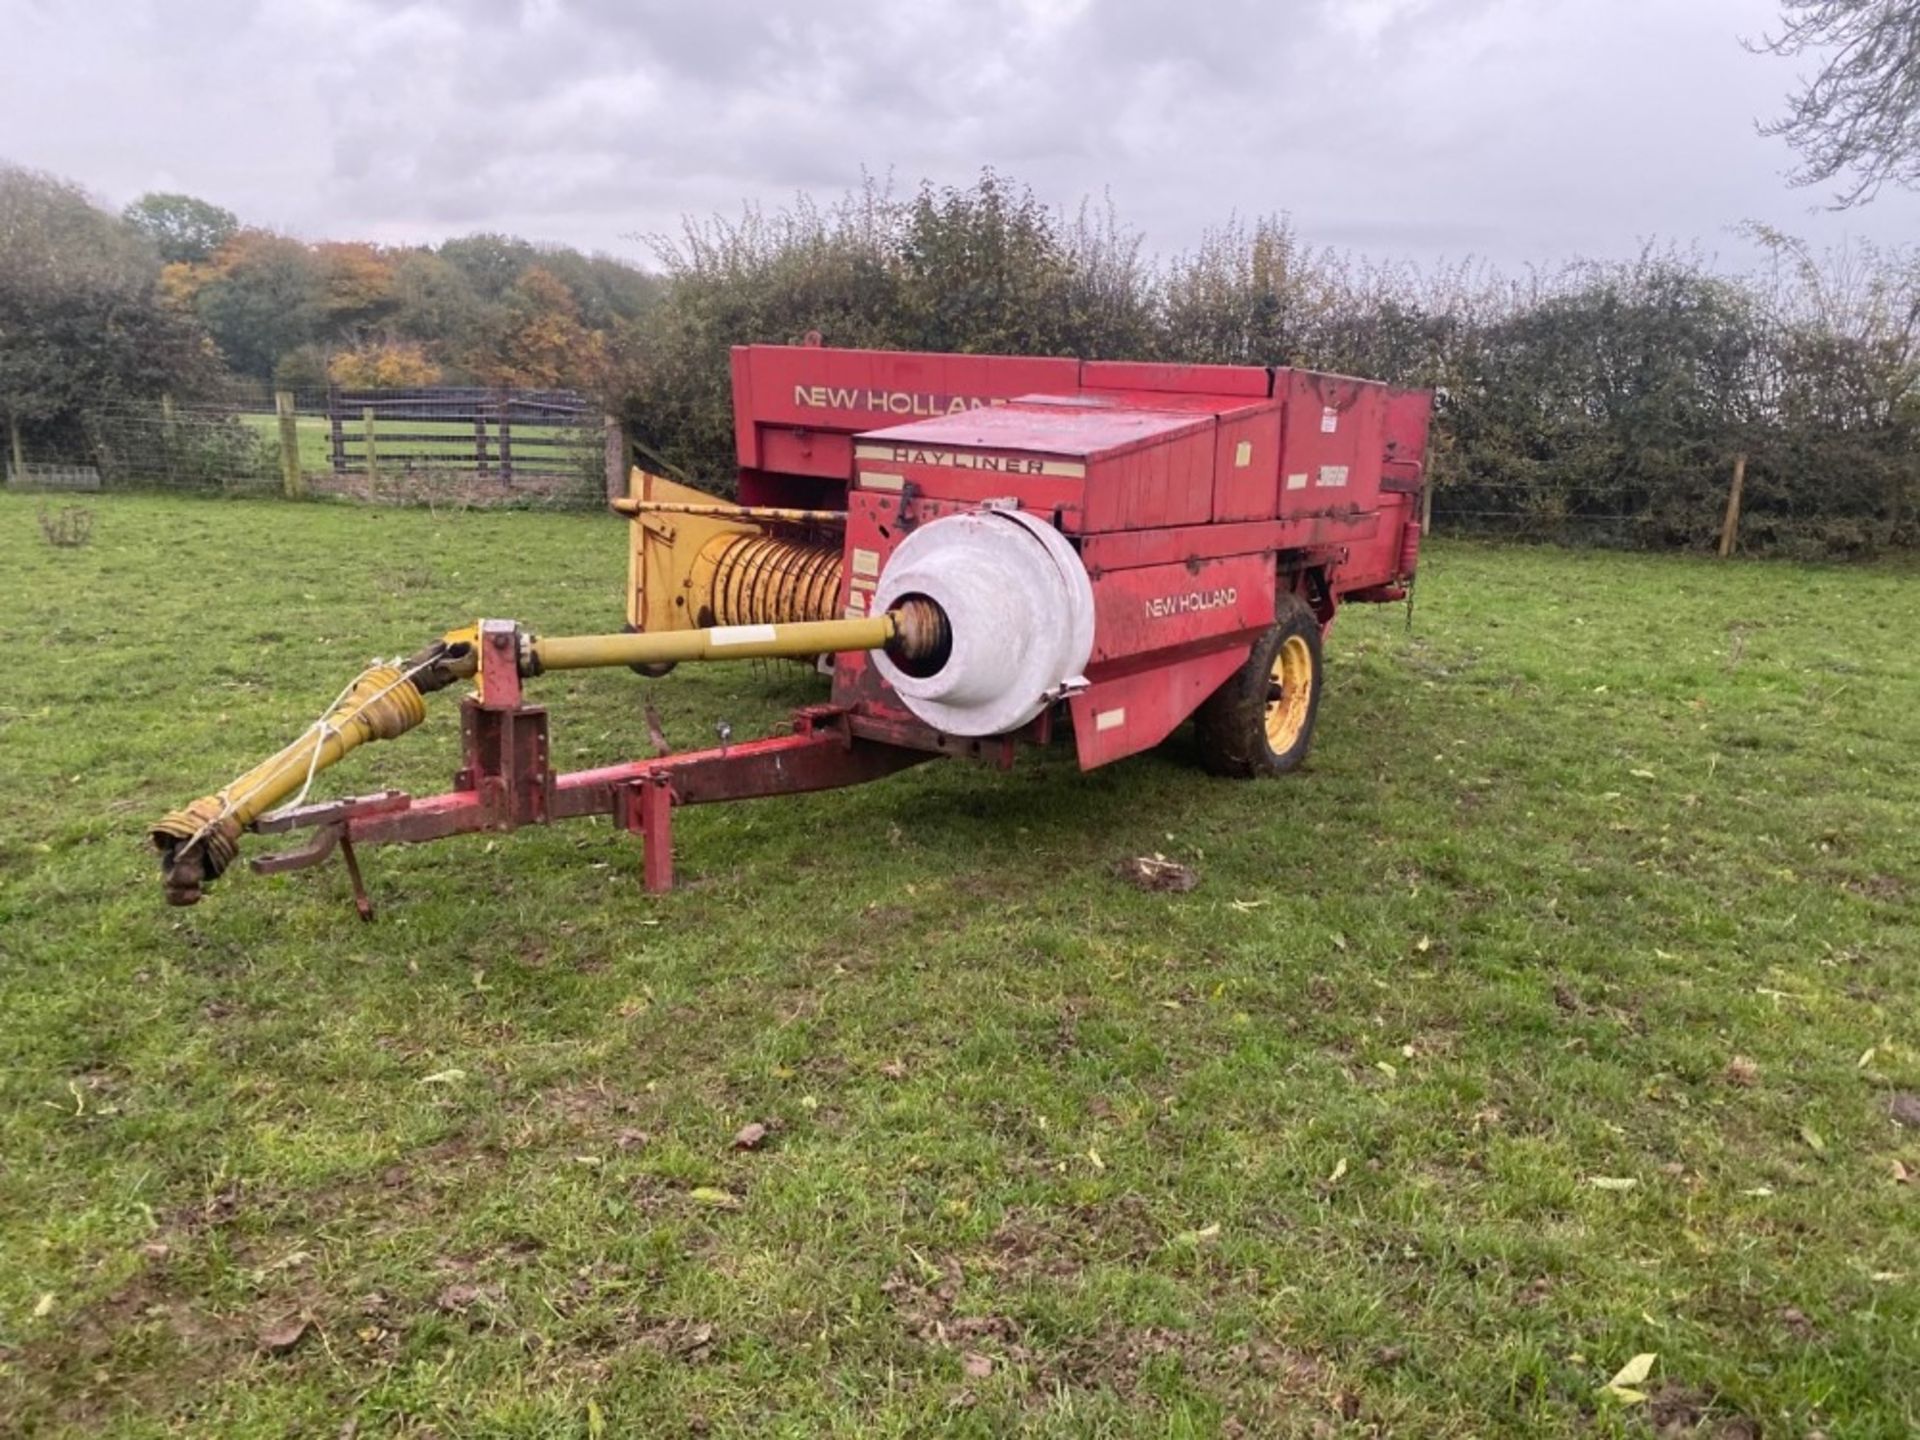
[1079,425,1216,532]
[755,426,854,482]
[1384,386,1434,475]
[1275,370,1389,519]
[732,345,1082,469]
[1081,359,1271,398]
[1211,404,1284,522]
[730,347,758,471]
[1087,551,1275,664]
[1069,643,1252,769]
[1077,511,1382,573]
[860,400,1209,461]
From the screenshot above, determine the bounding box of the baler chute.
[150,344,1433,914]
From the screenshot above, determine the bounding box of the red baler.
[152,344,1432,911]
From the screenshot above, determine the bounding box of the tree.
[188,230,326,381]
[123,191,239,263]
[438,233,539,300]
[1754,1,1920,205]
[313,241,398,334]
[477,266,607,388]
[328,340,441,388]
[0,166,216,450]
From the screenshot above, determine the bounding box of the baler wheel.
[1194,593,1323,777]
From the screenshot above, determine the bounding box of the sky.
[3,0,1917,275]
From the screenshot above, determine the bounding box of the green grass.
[239,414,589,473]
[1,494,1915,1437]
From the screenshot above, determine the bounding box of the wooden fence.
[319,386,597,484]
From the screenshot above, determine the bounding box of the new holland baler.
[152,344,1432,912]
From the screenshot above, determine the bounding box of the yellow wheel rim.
[1263,634,1314,752]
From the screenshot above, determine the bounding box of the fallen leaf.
[615,1128,650,1150]
[1327,1157,1348,1186]
[689,1187,739,1209]
[1892,1159,1913,1186]
[1742,1186,1775,1197]
[435,1283,495,1313]
[1086,1148,1105,1172]
[418,1068,466,1085]
[32,1292,55,1318]
[1172,1222,1222,1247]
[1721,1056,1760,1087]
[1589,1176,1638,1191]
[257,1315,311,1354]
[1115,854,1198,893]
[587,1399,607,1439]
[1799,1124,1826,1154]
[962,1352,993,1379]
[1599,1351,1658,1403]
[731,1122,769,1151]
[1630,768,1656,780]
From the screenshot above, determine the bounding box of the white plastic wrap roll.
[870,507,1094,737]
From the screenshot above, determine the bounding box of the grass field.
[1,494,1915,1438]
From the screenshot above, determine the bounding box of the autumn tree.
[328,340,441,388]
[313,241,398,335]
[1754,1,1920,204]
[478,266,607,388]
[187,230,327,381]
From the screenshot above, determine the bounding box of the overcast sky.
[4,0,1917,274]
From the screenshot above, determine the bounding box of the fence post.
[1718,452,1747,558]
[1419,477,1434,537]
[6,412,22,483]
[604,416,628,503]
[362,406,380,495]
[160,394,178,487]
[275,390,307,499]
[473,407,490,478]
[497,393,514,486]
[327,386,345,475]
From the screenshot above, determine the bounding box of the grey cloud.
[2,0,1917,270]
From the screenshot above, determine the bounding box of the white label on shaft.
[1096,707,1127,732]
[711,623,777,646]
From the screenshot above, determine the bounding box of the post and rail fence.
[8,385,614,509]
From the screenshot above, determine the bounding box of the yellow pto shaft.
[527,614,897,672]
[150,602,948,906]
[149,662,434,905]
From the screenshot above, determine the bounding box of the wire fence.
[5,388,613,510]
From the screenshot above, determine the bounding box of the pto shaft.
[150,603,949,906]
[526,611,922,673]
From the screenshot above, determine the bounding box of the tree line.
[618,174,1920,557]
[4,163,1916,555]
[1,166,658,422]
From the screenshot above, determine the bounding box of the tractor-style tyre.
[1193,593,1324,777]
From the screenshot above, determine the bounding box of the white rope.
[185,652,437,848]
